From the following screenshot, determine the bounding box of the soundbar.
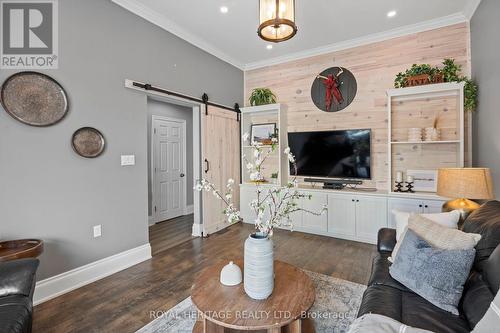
[304,178,363,190]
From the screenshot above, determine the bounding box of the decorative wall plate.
[72,127,105,158]
[311,67,357,112]
[0,72,69,126]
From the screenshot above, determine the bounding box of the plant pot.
[244,233,274,300]
[405,74,431,87]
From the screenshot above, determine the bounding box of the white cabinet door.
[355,196,388,243]
[328,194,356,237]
[300,193,328,232]
[240,186,256,225]
[423,200,445,213]
[387,198,424,228]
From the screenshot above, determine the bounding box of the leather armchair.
[0,259,39,333]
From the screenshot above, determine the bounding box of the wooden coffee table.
[191,260,315,333]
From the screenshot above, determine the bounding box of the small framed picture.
[407,169,438,192]
[251,123,277,145]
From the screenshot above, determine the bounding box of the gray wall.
[471,0,500,198]
[0,0,243,280]
[147,99,194,217]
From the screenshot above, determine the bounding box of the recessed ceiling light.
[220,6,228,14]
[387,10,397,18]
[266,44,273,50]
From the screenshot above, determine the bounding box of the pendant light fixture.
[258,0,297,43]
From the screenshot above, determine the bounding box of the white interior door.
[153,116,186,222]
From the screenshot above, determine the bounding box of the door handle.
[204,159,210,174]
[180,173,185,178]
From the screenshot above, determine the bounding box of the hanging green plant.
[394,59,478,112]
[249,88,277,106]
[442,58,478,112]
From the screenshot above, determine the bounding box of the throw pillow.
[472,290,500,333]
[389,229,476,315]
[392,209,460,240]
[348,314,433,333]
[391,214,481,261]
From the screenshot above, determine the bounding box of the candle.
[407,175,414,183]
[396,172,403,183]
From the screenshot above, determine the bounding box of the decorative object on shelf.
[220,261,242,286]
[251,123,277,145]
[394,59,478,112]
[0,72,69,127]
[437,168,494,221]
[258,0,297,43]
[394,64,443,88]
[244,233,274,299]
[311,67,357,112]
[394,171,404,192]
[194,133,326,300]
[248,88,277,106]
[404,181,415,193]
[424,116,441,141]
[424,127,441,141]
[407,128,422,142]
[406,170,438,192]
[271,172,279,184]
[71,127,106,158]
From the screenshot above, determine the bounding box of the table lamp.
[437,168,494,221]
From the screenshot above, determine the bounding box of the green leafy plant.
[249,88,277,106]
[442,58,478,112]
[394,64,440,88]
[394,59,478,112]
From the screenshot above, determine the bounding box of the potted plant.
[249,88,277,106]
[394,64,443,88]
[194,134,325,300]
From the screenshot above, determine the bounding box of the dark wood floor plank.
[33,217,376,333]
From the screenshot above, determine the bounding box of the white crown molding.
[34,243,151,305]
[463,0,482,20]
[111,0,245,70]
[244,13,468,71]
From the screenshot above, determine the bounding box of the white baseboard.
[192,223,202,237]
[148,216,156,226]
[184,204,194,215]
[34,243,152,305]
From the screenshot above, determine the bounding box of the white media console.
[240,184,445,244]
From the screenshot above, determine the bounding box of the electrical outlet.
[121,155,135,166]
[93,225,102,238]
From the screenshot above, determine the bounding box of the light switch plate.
[121,155,135,166]
[93,225,102,238]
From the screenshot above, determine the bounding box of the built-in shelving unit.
[387,82,466,196]
[239,103,288,186]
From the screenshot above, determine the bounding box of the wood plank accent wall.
[244,23,471,189]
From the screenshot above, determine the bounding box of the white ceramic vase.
[244,233,274,300]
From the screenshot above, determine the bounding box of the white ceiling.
[112,0,481,70]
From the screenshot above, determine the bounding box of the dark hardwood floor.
[33,217,377,333]
[149,214,195,256]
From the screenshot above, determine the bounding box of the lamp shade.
[258,0,297,42]
[437,168,494,199]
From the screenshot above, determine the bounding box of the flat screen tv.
[287,129,371,179]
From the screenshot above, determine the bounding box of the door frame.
[151,115,188,224]
[125,80,204,237]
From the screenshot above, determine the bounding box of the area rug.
[136,271,366,333]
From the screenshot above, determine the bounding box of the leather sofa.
[0,259,39,333]
[358,200,500,333]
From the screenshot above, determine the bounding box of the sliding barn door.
[202,105,240,235]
